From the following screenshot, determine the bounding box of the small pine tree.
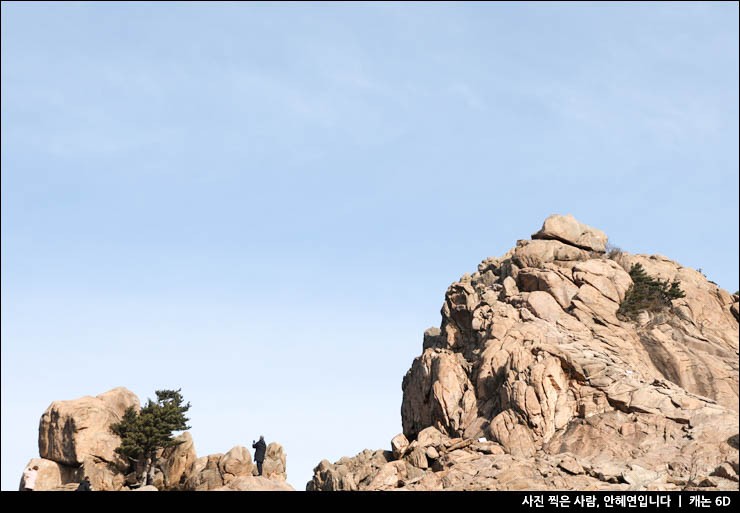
[605,242,623,260]
[111,388,191,486]
[617,263,686,320]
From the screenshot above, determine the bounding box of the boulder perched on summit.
[532,213,608,252]
[309,214,739,491]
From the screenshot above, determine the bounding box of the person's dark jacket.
[252,439,267,463]
[75,479,92,492]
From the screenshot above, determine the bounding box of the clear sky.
[1,1,738,491]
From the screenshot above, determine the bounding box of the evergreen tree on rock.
[111,388,191,486]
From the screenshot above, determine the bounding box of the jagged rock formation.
[182,442,288,490]
[307,450,394,491]
[309,214,739,491]
[20,387,292,491]
[157,431,197,489]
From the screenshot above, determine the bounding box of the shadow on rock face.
[727,434,739,450]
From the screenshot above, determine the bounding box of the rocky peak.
[310,215,739,491]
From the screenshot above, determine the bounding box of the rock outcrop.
[158,432,197,489]
[183,446,255,491]
[309,215,739,491]
[183,453,226,491]
[18,458,80,491]
[179,442,288,490]
[214,476,295,491]
[261,442,288,480]
[21,387,292,491]
[307,450,395,491]
[38,387,139,467]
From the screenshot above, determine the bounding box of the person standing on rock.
[252,436,266,476]
[75,476,92,491]
[22,465,38,491]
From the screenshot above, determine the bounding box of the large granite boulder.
[30,387,140,490]
[38,387,139,467]
[219,445,254,484]
[532,213,608,252]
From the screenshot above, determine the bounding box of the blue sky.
[1,1,738,491]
